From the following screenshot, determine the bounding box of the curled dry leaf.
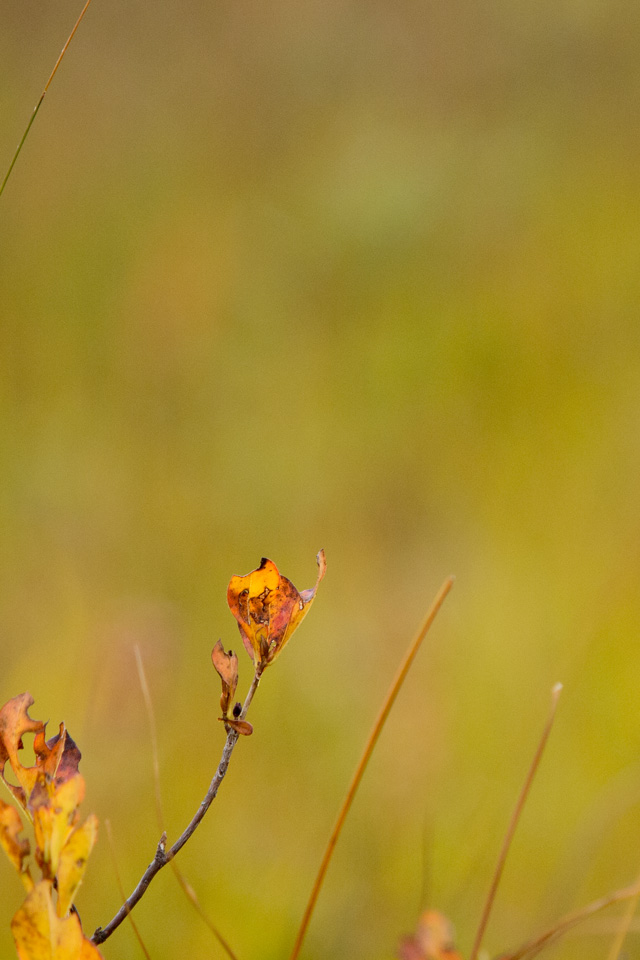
[218,717,253,737]
[0,694,82,815]
[0,798,33,890]
[227,550,326,669]
[0,693,45,809]
[11,880,104,960]
[211,640,239,717]
[398,910,464,960]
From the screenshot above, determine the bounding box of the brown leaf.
[0,696,82,814]
[0,797,33,890]
[218,717,253,736]
[0,693,46,809]
[211,640,239,716]
[11,880,104,959]
[41,729,82,786]
[227,550,326,669]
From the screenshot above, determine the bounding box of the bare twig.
[134,646,240,960]
[104,819,152,960]
[469,683,563,960]
[501,878,640,960]
[0,0,94,200]
[288,575,455,960]
[92,664,263,946]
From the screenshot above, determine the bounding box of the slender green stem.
[0,0,94,200]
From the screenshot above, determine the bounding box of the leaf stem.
[288,575,455,960]
[0,0,94,200]
[91,665,263,946]
[468,682,563,960]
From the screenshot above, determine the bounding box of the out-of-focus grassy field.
[1,1,640,958]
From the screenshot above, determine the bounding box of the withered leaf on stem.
[227,550,326,669]
[218,717,253,737]
[211,640,239,716]
[0,694,83,815]
[0,693,45,809]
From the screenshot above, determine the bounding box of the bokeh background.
[1,1,640,958]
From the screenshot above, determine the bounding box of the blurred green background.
[1,1,640,958]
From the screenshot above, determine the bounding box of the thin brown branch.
[288,575,455,960]
[134,645,240,960]
[501,878,640,960]
[469,682,563,960]
[91,664,263,946]
[0,0,94,200]
[104,819,153,960]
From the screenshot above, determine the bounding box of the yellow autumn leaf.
[32,777,85,880]
[227,550,326,669]
[11,880,104,960]
[55,815,98,917]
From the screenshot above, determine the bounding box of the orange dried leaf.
[11,880,104,959]
[227,550,326,669]
[219,717,253,736]
[0,797,33,890]
[211,640,239,716]
[398,910,464,960]
[0,695,82,816]
[38,728,82,787]
[56,814,98,917]
[0,693,46,809]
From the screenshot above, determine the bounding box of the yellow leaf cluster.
[0,694,102,960]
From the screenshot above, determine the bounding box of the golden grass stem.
[502,878,640,960]
[288,575,455,960]
[605,871,640,960]
[105,819,153,960]
[0,0,94,200]
[468,682,563,960]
